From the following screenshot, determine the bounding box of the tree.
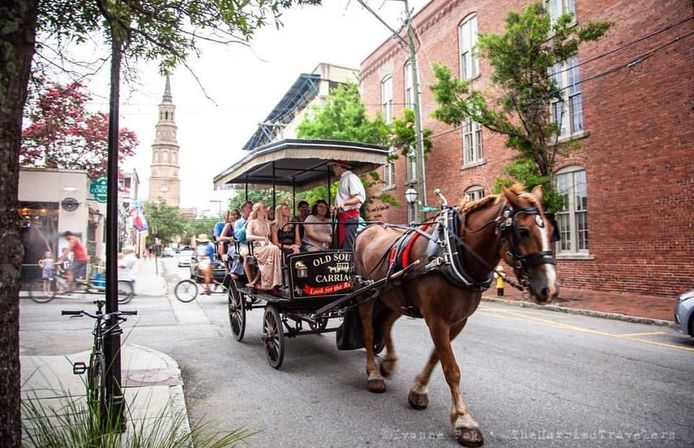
[296,82,399,208]
[430,3,610,211]
[228,189,292,212]
[21,81,138,178]
[1,1,320,443]
[184,216,219,242]
[143,200,188,246]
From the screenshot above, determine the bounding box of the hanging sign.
[89,177,108,203]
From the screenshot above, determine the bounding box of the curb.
[481,296,673,327]
[127,344,191,442]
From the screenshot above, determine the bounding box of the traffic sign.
[422,206,439,212]
[89,177,108,203]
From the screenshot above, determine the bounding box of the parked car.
[162,247,175,258]
[177,248,195,267]
[673,289,694,337]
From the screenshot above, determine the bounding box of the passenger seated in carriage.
[227,201,252,279]
[301,200,333,252]
[271,203,301,255]
[244,202,283,291]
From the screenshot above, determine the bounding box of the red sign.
[303,281,352,296]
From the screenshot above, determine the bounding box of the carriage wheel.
[262,305,285,369]
[228,280,246,341]
[174,279,199,303]
[309,317,328,332]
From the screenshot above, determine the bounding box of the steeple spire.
[162,75,172,103]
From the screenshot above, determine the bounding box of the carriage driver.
[328,160,366,250]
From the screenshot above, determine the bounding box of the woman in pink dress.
[245,203,283,290]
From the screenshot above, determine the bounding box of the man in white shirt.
[117,247,138,283]
[328,160,366,250]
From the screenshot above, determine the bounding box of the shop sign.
[89,177,108,203]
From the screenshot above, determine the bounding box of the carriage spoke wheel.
[174,279,199,303]
[228,280,246,341]
[262,305,285,369]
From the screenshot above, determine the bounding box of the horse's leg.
[430,319,483,447]
[378,310,401,377]
[358,300,386,393]
[408,319,468,410]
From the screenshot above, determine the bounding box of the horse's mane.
[458,183,540,213]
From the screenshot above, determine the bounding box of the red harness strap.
[389,224,431,269]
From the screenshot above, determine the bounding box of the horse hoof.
[379,359,394,378]
[455,427,484,447]
[408,390,428,410]
[367,379,386,393]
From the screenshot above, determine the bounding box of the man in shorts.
[63,231,90,289]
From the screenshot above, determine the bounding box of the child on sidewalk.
[38,251,55,295]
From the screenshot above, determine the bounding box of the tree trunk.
[0,1,39,446]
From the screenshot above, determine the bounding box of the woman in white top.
[302,200,333,252]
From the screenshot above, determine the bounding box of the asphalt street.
[19,257,694,447]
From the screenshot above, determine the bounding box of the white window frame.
[383,148,395,189]
[404,60,414,109]
[462,117,483,165]
[551,56,583,138]
[554,166,588,255]
[381,75,393,124]
[546,0,576,24]
[464,186,485,201]
[459,14,479,80]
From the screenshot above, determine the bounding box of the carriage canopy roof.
[213,139,389,190]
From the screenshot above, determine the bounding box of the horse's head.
[499,185,559,303]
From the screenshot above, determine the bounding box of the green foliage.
[35,0,322,73]
[228,189,293,212]
[143,200,187,245]
[492,156,563,213]
[185,216,219,241]
[296,83,390,145]
[430,2,610,207]
[22,387,254,447]
[389,108,433,159]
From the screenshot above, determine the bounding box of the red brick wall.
[360,0,694,297]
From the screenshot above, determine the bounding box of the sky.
[72,0,428,215]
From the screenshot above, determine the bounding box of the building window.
[546,0,576,24]
[459,14,479,80]
[404,61,414,109]
[381,75,393,124]
[383,149,395,188]
[462,117,483,164]
[464,186,485,201]
[554,166,588,254]
[551,56,583,138]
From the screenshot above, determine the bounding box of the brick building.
[360,0,693,297]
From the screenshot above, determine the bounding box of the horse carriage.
[214,138,560,446]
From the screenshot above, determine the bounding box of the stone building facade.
[148,76,181,206]
[360,0,693,297]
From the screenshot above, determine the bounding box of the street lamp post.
[405,185,418,225]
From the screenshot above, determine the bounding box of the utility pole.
[357,0,428,222]
[403,0,427,222]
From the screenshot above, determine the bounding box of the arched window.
[464,186,485,201]
[458,14,479,80]
[554,166,588,254]
[404,60,414,109]
[164,111,169,120]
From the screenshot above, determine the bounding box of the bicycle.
[28,272,134,305]
[174,277,227,303]
[62,299,137,415]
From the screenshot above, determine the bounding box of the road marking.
[614,331,667,338]
[479,309,694,353]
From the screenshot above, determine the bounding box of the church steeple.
[148,76,181,206]
[163,75,172,103]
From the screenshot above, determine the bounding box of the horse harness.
[379,202,556,316]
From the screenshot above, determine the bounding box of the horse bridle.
[498,205,556,288]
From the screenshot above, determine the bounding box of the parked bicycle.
[62,299,137,413]
[28,272,134,304]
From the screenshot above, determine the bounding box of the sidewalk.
[484,284,676,325]
[21,344,189,442]
[134,257,167,296]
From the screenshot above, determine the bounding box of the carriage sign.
[290,251,353,298]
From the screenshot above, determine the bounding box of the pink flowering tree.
[21,81,138,179]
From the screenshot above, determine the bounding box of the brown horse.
[352,185,559,447]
